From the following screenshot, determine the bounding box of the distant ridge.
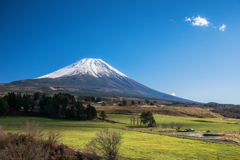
[0,58,197,103]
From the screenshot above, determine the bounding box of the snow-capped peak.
[37,58,128,79]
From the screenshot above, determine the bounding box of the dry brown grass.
[0,121,99,160]
[222,132,240,144]
[94,105,224,118]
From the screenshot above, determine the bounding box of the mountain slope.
[0,58,197,103]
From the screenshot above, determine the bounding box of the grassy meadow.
[1,115,240,159]
[107,114,240,132]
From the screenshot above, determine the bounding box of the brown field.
[93,105,224,118]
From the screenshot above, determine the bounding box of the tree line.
[0,92,97,120]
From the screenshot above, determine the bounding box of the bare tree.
[161,123,168,128]
[136,116,141,126]
[86,129,123,160]
[175,123,184,131]
[169,121,175,129]
[128,115,136,125]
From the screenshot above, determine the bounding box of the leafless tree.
[136,116,141,126]
[176,123,184,131]
[169,121,175,129]
[161,123,168,128]
[86,129,123,160]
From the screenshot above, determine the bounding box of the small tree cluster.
[128,115,142,126]
[1,92,33,115]
[38,93,97,120]
[168,122,184,131]
[160,122,184,130]
[122,100,127,106]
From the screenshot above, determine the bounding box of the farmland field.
[1,116,240,159]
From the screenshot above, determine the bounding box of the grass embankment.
[1,116,240,159]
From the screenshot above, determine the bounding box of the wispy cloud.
[184,17,191,21]
[171,92,176,96]
[219,24,226,31]
[192,16,209,26]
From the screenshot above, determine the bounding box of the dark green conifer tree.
[7,92,16,115]
[34,92,40,101]
[0,100,7,117]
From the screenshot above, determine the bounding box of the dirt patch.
[49,86,65,90]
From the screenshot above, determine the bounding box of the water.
[178,133,225,140]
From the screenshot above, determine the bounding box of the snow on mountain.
[37,58,128,79]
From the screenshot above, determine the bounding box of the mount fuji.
[0,58,196,103]
[37,58,128,79]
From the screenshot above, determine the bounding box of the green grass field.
[107,114,240,132]
[228,118,240,123]
[1,116,240,159]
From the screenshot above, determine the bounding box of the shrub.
[86,129,123,160]
[21,120,45,139]
[47,129,64,142]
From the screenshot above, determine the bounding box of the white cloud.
[192,16,210,26]
[219,24,226,31]
[184,17,191,21]
[171,92,176,96]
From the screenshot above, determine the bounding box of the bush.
[86,129,123,160]
[21,120,45,139]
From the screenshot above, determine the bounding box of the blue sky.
[1,0,240,104]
